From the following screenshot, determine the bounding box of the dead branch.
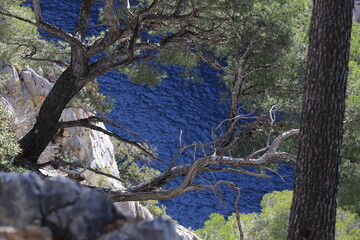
[54,112,298,201]
[104,128,299,202]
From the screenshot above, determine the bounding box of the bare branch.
[204,168,269,179]
[105,129,299,202]
[31,0,83,47]
[73,0,96,40]
[256,129,299,163]
[208,181,245,240]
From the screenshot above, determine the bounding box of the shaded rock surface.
[0,172,185,240]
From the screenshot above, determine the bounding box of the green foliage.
[336,209,360,240]
[347,23,360,111]
[203,0,310,112]
[196,190,360,240]
[121,62,165,87]
[195,213,240,240]
[139,200,168,218]
[0,1,69,76]
[68,80,114,114]
[340,22,360,215]
[114,141,167,217]
[0,1,37,62]
[0,101,22,172]
[114,141,160,187]
[197,0,310,164]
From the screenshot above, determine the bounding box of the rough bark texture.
[19,68,86,161]
[287,0,353,239]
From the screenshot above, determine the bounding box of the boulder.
[0,172,185,240]
[0,172,123,240]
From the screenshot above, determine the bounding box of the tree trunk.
[19,68,85,162]
[287,0,353,239]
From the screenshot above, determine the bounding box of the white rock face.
[115,201,153,220]
[22,68,52,105]
[1,65,121,188]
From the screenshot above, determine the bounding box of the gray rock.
[0,172,124,240]
[114,201,153,221]
[0,172,43,228]
[0,172,187,240]
[21,67,52,103]
[98,217,183,240]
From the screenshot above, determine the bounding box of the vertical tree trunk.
[19,68,85,162]
[287,1,353,239]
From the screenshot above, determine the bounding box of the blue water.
[26,0,294,229]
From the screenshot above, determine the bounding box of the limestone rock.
[21,67,52,106]
[0,172,123,240]
[114,201,153,220]
[0,172,185,240]
[0,65,122,188]
[98,217,182,240]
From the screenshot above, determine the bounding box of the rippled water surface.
[34,0,294,229]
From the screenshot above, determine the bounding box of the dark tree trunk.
[287,0,353,239]
[19,68,85,162]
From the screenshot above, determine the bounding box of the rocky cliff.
[0,64,200,240]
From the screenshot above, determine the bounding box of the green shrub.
[114,141,168,217]
[0,101,22,171]
[196,190,360,240]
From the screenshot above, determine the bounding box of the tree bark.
[19,68,86,161]
[287,1,353,239]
